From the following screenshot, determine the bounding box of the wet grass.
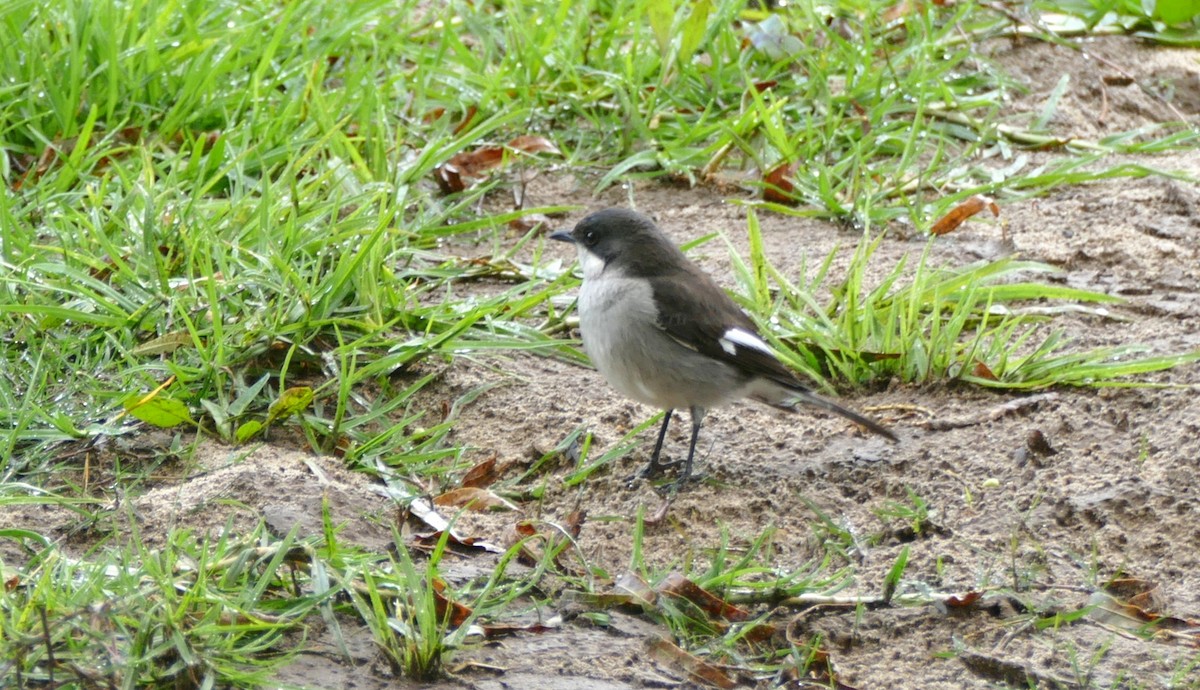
[2,0,1198,685]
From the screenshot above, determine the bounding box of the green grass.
[0,518,316,687]
[728,209,1200,391]
[2,0,1199,685]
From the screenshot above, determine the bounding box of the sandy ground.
[4,34,1200,690]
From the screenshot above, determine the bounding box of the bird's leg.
[671,406,707,489]
[639,409,677,477]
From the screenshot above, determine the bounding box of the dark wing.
[648,264,800,389]
[650,266,898,443]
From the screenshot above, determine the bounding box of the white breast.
[574,262,749,411]
[577,272,668,406]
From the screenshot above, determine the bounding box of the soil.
[5,34,1200,690]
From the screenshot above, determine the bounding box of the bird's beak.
[548,229,575,244]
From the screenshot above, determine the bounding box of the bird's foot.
[625,459,704,492]
[624,461,674,489]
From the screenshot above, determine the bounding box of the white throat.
[577,246,606,280]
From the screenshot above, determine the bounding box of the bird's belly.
[578,277,747,410]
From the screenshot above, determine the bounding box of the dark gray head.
[549,208,686,278]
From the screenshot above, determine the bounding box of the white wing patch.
[719,328,772,356]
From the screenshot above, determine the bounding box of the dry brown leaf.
[563,509,586,539]
[512,520,544,566]
[614,571,657,607]
[762,161,796,204]
[433,487,517,512]
[742,623,778,643]
[452,105,478,135]
[647,638,738,689]
[1088,591,1200,645]
[930,195,1000,235]
[658,572,751,621]
[944,591,983,607]
[481,618,560,638]
[433,162,466,193]
[971,360,998,380]
[411,529,504,554]
[506,134,561,155]
[451,146,507,178]
[460,456,499,488]
[1105,577,1158,609]
[433,134,562,194]
[431,578,473,627]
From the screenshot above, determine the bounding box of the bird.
[550,207,897,487]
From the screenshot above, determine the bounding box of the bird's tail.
[759,384,898,442]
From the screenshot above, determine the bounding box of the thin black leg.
[674,406,707,488]
[638,408,676,477]
[641,408,674,476]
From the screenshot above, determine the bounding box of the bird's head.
[550,208,683,279]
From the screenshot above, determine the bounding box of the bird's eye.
[583,230,597,246]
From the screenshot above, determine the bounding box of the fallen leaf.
[461,456,500,488]
[563,509,586,539]
[944,591,983,607]
[448,146,506,178]
[1105,577,1158,610]
[452,105,478,135]
[431,578,473,627]
[614,571,657,608]
[742,622,778,643]
[433,487,517,512]
[506,134,561,156]
[433,134,562,193]
[481,615,562,638]
[658,573,751,621]
[930,195,1000,235]
[412,529,504,554]
[762,161,796,204]
[971,360,998,380]
[512,520,545,566]
[1087,591,1200,645]
[433,162,466,193]
[405,496,504,556]
[647,638,738,689]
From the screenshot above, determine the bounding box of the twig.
[920,392,1059,431]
